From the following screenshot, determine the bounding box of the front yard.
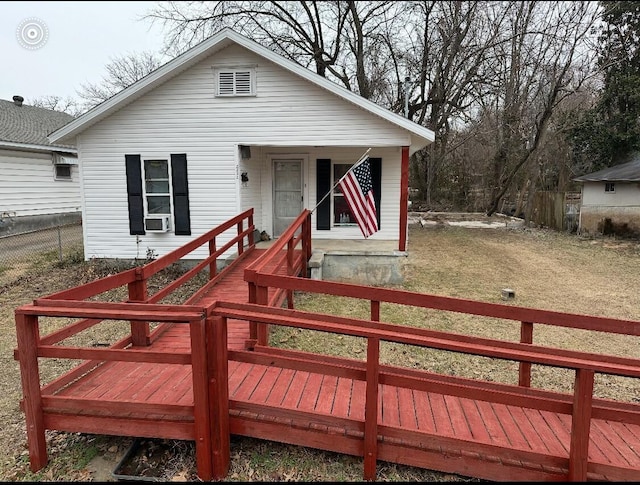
[2,222,639,481]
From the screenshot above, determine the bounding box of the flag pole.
[310,148,371,214]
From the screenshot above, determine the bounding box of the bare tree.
[401,1,511,206]
[144,1,406,100]
[28,95,83,116]
[76,51,163,110]
[484,1,599,216]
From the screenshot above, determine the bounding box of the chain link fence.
[0,222,84,278]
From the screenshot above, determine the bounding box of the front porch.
[237,145,411,258]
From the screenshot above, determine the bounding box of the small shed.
[0,96,80,235]
[48,28,435,281]
[573,153,640,237]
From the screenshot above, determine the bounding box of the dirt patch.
[112,439,197,482]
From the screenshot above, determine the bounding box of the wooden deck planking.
[590,420,636,467]
[248,365,282,403]
[492,404,534,452]
[413,389,437,434]
[315,375,338,415]
[265,367,295,407]
[610,422,640,466]
[332,377,354,418]
[476,399,511,447]
[381,384,400,427]
[298,373,323,412]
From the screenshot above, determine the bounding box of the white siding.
[582,182,640,207]
[0,149,81,217]
[78,44,411,260]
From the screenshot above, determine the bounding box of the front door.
[273,159,302,237]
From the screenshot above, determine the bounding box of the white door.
[273,159,303,237]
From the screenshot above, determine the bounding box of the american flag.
[338,158,379,238]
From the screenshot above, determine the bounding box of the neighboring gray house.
[48,28,434,267]
[0,96,80,236]
[574,153,640,237]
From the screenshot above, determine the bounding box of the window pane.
[333,164,355,224]
[146,180,170,193]
[144,160,168,180]
[333,164,352,195]
[334,195,355,224]
[55,165,71,179]
[147,196,170,214]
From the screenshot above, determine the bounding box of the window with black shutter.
[124,153,191,235]
[315,157,381,230]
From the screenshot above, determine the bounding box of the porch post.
[399,146,410,252]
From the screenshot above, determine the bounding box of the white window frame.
[142,158,173,217]
[213,66,256,97]
[53,164,72,180]
[605,182,615,193]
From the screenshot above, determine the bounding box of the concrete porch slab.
[255,238,406,285]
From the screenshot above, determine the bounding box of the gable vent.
[235,71,251,94]
[218,72,235,95]
[215,68,255,96]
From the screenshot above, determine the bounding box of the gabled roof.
[49,28,435,152]
[574,153,640,182]
[0,99,75,151]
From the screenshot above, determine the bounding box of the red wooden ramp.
[14,209,640,482]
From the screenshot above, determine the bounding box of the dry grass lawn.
[1,222,640,481]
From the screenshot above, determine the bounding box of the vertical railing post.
[247,282,258,347]
[248,211,255,247]
[208,316,230,479]
[518,321,533,387]
[237,220,244,255]
[568,369,594,481]
[371,301,380,322]
[363,336,380,481]
[128,268,150,346]
[287,238,294,309]
[209,237,217,280]
[256,284,270,346]
[15,312,48,471]
[190,316,213,481]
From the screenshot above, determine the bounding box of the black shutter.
[316,159,331,230]
[171,153,191,235]
[369,157,382,228]
[125,154,145,235]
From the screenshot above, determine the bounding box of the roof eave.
[0,140,77,154]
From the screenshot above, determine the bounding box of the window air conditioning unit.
[144,216,171,233]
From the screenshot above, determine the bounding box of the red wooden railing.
[211,299,640,481]
[14,209,255,481]
[244,209,311,346]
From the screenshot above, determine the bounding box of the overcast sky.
[0,1,167,103]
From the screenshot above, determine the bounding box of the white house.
[574,154,640,237]
[48,28,434,269]
[0,96,80,236]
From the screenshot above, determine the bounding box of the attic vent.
[214,68,255,96]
